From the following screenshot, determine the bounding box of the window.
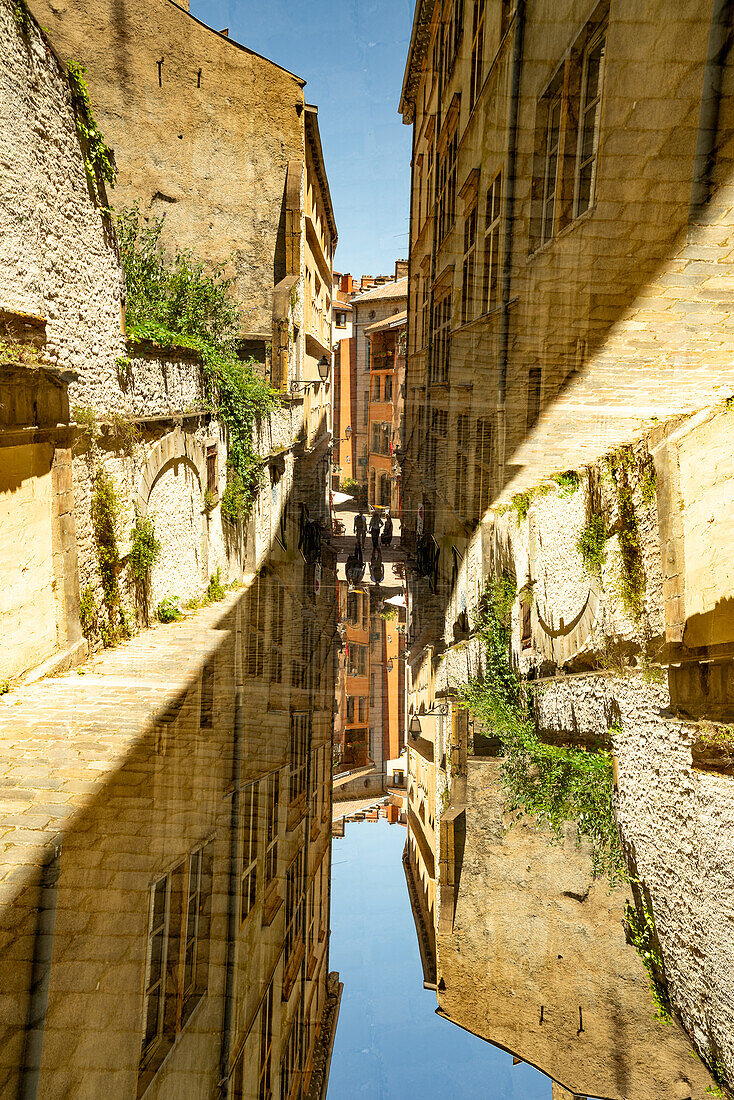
[541,87,563,245]
[461,202,477,324]
[426,408,448,478]
[469,0,485,111]
[200,661,215,729]
[575,25,606,216]
[437,125,458,244]
[241,780,259,922]
[530,6,608,249]
[346,695,355,723]
[270,581,284,683]
[280,1000,303,1100]
[346,591,359,624]
[348,644,367,676]
[140,846,213,1084]
[358,696,367,723]
[290,713,310,803]
[285,849,305,964]
[455,414,469,517]
[420,276,430,349]
[442,0,464,85]
[430,289,451,384]
[258,980,274,1100]
[206,443,218,496]
[335,311,346,327]
[142,876,169,1060]
[380,473,391,507]
[425,144,434,230]
[371,423,381,454]
[182,849,205,1015]
[474,415,493,518]
[265,770,279,888]
[384,373,393,403]
[372,375,381,401]
[483,171,502,312]
[248,579,266,679]
[527,368,542,431]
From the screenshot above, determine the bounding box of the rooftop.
[351,277,408,305]
[365,309,407,335]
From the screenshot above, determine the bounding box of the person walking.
[354,508,366,550]
[369,509,382,552]
[370,548,384,585]
[381,510,393,547]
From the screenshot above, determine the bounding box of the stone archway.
[136,428,208,608]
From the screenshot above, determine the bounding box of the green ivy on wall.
[117,206,279,521]
[66,61,116,205]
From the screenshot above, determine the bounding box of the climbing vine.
[117,206,279,520]
[67,61,116,204]
[608,446,646,619]
[129,514,161,621]
[624,894,672,1023]
[89,469,131,646]
[576,513,608,582]
[13,0,33,37]
[459,576,625,882]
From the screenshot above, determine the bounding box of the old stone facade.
[1,2,341,1097]
[399,0,734,1093]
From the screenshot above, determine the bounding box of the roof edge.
[167,0,307,86]
[399,0,438,123]
[305,105,338,248]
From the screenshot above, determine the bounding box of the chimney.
[394,259,408,279]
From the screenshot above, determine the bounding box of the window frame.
[483,170,502,313]
[573,22,607,218]
[461,201,477,324]
[240,779,260,923]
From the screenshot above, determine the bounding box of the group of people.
[344,508,393,588]
[353,507,393,551]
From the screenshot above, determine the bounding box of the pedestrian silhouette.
[369,509,382,552]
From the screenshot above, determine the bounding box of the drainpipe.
[498,0,526,479]
[19,837,62,1100]
[689,0,733,224]
[219,609,244,1098]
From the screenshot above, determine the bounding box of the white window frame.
[574,23,607,218]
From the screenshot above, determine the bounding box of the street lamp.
[344,425,352,440]
[429,703,450,716]
[386,659,394,672]
[317,354,331,382]
[289,355,331,393]
[409,714,422,737]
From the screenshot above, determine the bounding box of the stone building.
[348,271,408,491]
[365,310,406,511]
[1,2,341,1096]
[399,0,734,1091]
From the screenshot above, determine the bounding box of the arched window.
[380,474,391,507]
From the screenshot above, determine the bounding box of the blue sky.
[190,0,414,277]
[327,820,553,1099]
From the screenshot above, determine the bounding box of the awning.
[332,491,354,505]
[383,593,406,606]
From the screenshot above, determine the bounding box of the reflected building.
[1,0,342,1096]
[398,0,734,1092]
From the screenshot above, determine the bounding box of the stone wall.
[0,0,123,402]
[415,402,734,1086]
[25,0,307,336]
[437,758,714,1099]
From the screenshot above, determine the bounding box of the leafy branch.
[117,206,279,520]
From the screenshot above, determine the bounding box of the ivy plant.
[117,206,279,520]
[459,575,625,882]
[67,61,116,204]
